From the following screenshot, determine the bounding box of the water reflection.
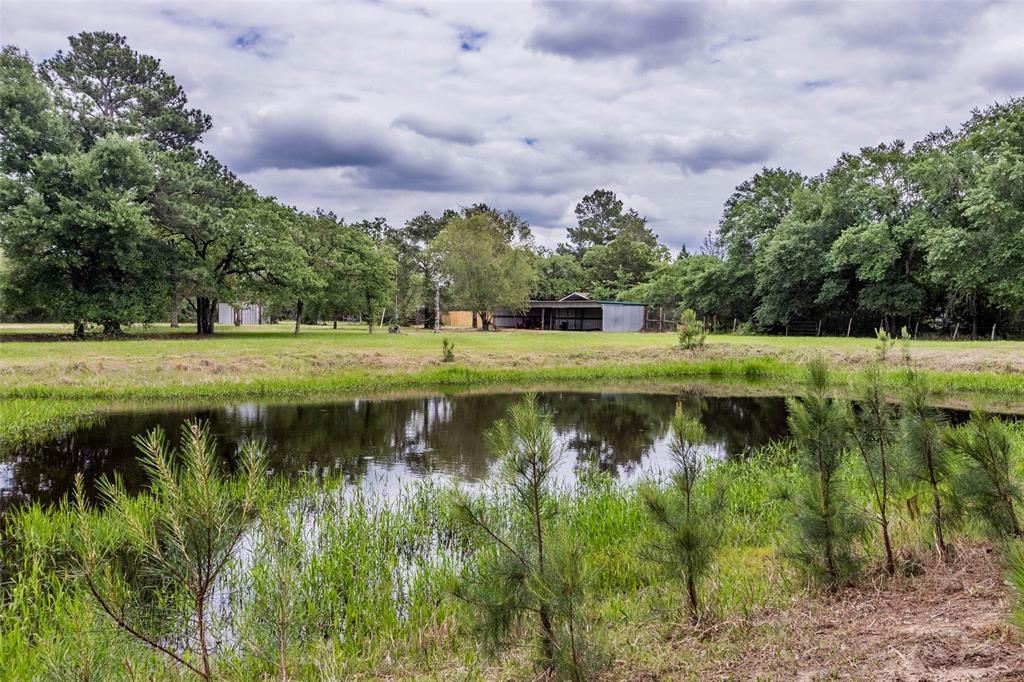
[1,392,792,510]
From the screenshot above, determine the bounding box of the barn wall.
[443,310,475,327]
[217,303,262,326]
[217,303,234,326]
[238,305,262,325]
[601,304,645,332]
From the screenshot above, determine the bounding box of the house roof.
[523,299,646,308]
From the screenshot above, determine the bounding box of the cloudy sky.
[2,1,1022,250]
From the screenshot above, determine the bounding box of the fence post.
[952,322,959,341]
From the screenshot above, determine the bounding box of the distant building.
[493,293,646,332]
[217,302,264,326]
[442,310,477,327]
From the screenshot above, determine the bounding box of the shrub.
[1006,540,1024,633]
[441,337,455,362]
[900,367,953,562]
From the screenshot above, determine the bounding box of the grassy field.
[3,322,1024,447]
[3,322,1024,397]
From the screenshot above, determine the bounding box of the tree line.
[3,32,1023,338]
[629,104,1024,339]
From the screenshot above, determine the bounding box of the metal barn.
[217,302,264,326]
[493,293,645,332]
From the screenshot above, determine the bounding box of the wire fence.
[643,307,1024,341]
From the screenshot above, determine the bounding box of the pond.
[1,390,793,510]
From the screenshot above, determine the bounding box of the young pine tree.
[847,364,898,575]
[72,420,265,681]
[785,358,862,591]
[900,368,953,562]
[677,308,706,350]
[452,394,594,680]
[232,494,308,682]
[642,406,721,623]
[944,412,1023,540]
[1006,540,1024,633]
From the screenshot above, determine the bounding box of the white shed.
[217,302,264,326]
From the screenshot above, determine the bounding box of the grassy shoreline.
[4,324,1024,448]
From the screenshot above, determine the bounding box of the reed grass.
[2,407,1022,679]
[0,446,802,680]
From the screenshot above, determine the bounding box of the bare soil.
[633,544,1024,681]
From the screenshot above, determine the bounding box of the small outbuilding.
[217,302,264,326]
[493,293,646,332]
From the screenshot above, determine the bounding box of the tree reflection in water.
[1,391,794,511]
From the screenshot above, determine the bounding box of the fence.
[644,307,1024,341]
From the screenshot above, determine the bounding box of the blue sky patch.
[458,28,487,52]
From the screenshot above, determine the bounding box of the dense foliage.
[3,32,1024,339]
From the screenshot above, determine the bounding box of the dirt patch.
[641,544,1024,680]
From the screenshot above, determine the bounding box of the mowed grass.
[2,322,1023,401]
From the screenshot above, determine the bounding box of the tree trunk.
[366,291,375,334]
[479,311,491,331]
[881,510,895,576]
[195,297,216,335]
[433,280,441,333]
[929,472,950,563]
[170,291,181,328]
[333,318,337,330]
[686,573,699,624]
[294,299,303,335]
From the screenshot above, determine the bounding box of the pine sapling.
[1006,540,1024,633]
[642,405,721,622]
[233,496,308,682]
[677,308,706,350]
[900,367,952,562]
[451,394,593,680]
[785,358,862,590]
[72,420,265,681]
[848,364,898,575]
[944,412,1023,540]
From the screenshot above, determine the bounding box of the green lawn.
[2,322,1024,399]
[2,323,1024,447]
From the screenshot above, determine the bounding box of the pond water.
[1,390,792,510]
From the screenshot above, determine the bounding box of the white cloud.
[1,0,1020,250]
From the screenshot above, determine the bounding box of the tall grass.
[1,448,802,680]
[2,410,1023,679]
[0,398,101,450]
